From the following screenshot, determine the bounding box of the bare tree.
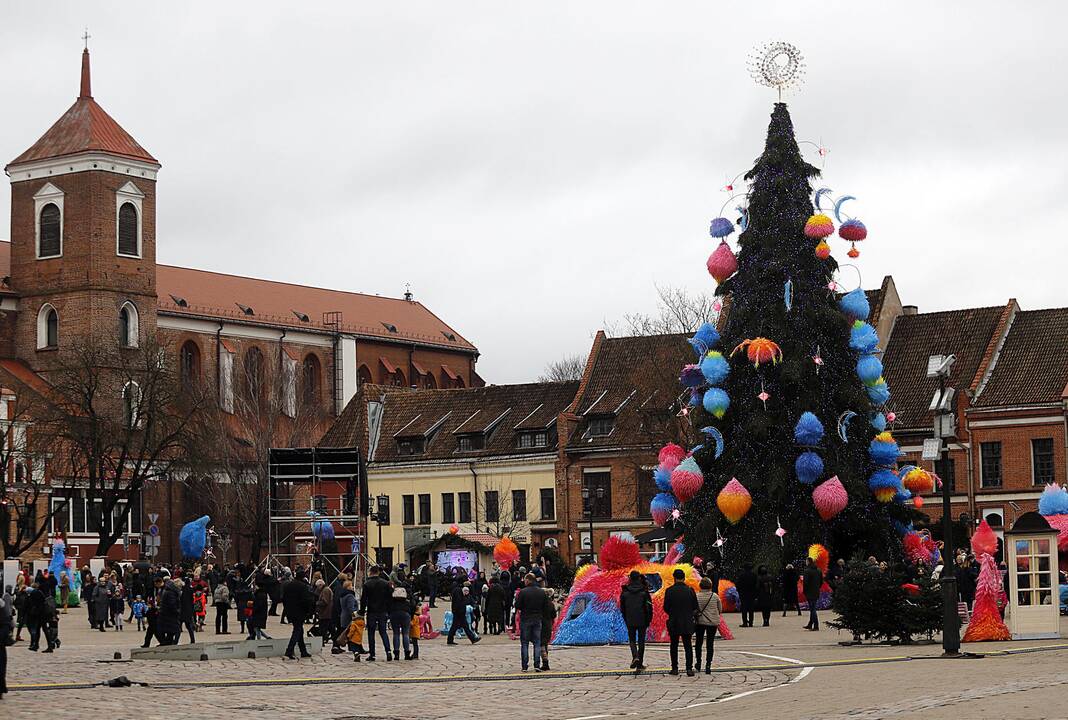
[183,348,328,565]
[34,340,206,557]
[616,284,719,337]
[538,354,586,383]
[0,387,68,558]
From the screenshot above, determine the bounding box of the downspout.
[215,322,224,405]
[408,344,415,389]
[469,461,479,532]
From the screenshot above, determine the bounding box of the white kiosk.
[1005,512,1061,640]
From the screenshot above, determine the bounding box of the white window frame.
[33,182,64,259]
[119,301,140,348]
[282,355,297,418]
[115,181,145,258]
[219,346,235,414]
[122,381,143,429]
[36,303,58,349]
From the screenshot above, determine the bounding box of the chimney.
[902,305,919,316]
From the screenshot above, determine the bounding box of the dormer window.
[382,322,398,334]
[397,437,425,456]
[292,310,310,322]
[169,294,189,308]
[517,431,549,449]
[588,415,615,437]
[442,331,457,342]
[34,183,64,259]
[236,303,255,316]
[457,434,485,452]
[115,182,145,258]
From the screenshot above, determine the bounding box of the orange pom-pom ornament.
[815,240,831,259]
[716,478,752,524]
[731,337,783,368]
[804,213,834,239]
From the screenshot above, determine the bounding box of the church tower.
[5,48,160,372]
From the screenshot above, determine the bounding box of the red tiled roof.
[880,306,1005,429]
[7,51,157,168]
[974,308,1068,408]
[460,533,501,547]
[0,358,54,398]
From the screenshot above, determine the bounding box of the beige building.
[321,381,577,569]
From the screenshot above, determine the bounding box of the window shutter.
[118,203,139,256]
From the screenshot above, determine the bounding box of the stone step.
[129,634,324,661]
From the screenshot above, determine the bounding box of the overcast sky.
[2,2,1066,383]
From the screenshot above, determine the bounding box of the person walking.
[213,580,230,634]
[248,583,271,640]
[333,580,357,655]
[694,577,722,674]
[446,582,481,646]
[24,581,45,651]
[0,587,13,697]
[619,570,653,670]
[780,563,801,617]
[314,579,334,643]
[484,577,507,635]
[735,563,758,628]
[426,561,439,608]
[158,577,182,645]
[41,592,60,652]
[802,557,823,631]
[663,569,698,677]
[514,573,546,672]
[756,566,774,627]
[110,585,126,632]
[282,571,315,660]
[91,575,110,633]
[388,580,415,661]
[538,588,557,671]
[178,578,196,643]
[13,579,27,643]
[360,566,394,661]
[234,577,252,636]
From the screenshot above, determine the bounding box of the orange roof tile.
[7,51,157,168]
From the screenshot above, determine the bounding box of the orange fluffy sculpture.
[493,536,520,571]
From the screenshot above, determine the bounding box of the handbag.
[695,593,715,624]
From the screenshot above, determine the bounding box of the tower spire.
[79,30,92,99]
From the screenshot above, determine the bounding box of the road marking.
[702,650,810,705]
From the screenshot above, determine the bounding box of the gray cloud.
[2,2,1065,383]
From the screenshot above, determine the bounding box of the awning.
[219,338,238,354]
[634,527,678,544]
[379,356,398,374]
[441,364,459,381]
[411,360,428,376]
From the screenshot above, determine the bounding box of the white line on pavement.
[700,650,811,705]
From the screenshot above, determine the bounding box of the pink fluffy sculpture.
[971,519,999,557]
[812,476,848,520]
[962,553,1010,642]
[707,241,738,284]
[670,457,704,503]
[658,443,687,471]
[599,533,643,570]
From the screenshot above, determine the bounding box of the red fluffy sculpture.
[962,552,1010,642]
[971,519,999,557]
[658,443,687,471]
[599,533,643,570]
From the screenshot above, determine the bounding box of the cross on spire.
[82,27,91,50]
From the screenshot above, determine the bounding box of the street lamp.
[581,485,605,565]
[924,354,960,657]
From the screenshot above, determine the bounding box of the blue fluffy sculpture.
[795,451,824,485]
[48,538,67,579]
[871,412,887,431]
[869,434,900,466]
[308,511,335,541]
[849,321,879,354]
[839,287,870,321]
[179,515,211,560]
[866,379,891,405]
[689,323,720,356]
[1039,483,1068,516]
[699,351,730,386]
[654,466,673,492]
[794,412,824,446]
[856,355,883,385]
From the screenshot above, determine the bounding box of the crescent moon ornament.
[814,187,833,211]
[784,278,793,312]
[834,195,856,223]
[735,205,749,231]
[700,426,725,460]
[837,410,857,442]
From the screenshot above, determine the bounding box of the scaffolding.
[258,446,369,582]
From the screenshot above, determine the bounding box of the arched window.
[180,341,201,387]
[37,304,59,349]
[301,354,321,406]
[357,364,372,386]
[117,202,139,256]
[391,368,407,387]
[38,203,62,258]
[454,376,466,389]
[122,382,141,429]
[118,303,139,348]
[422,373,437,390]
[244,347,265,406]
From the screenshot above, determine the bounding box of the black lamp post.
[926,354,960,657]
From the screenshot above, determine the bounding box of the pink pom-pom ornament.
[658,443,687,471]
[707,241,738,284]
[812,476,848,520]
[804,213,834,239]
[670,462,704,503]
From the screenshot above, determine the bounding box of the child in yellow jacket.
[347,614,366,662]
[409,613,421,659]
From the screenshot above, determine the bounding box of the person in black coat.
[281,572,315,659]
[157,579,182,645]
[248,584,270,639]
[484,578,507,635]
[663,569,698,676]
[735,564,758,628]
[446,582,481,645]
[0,586,12,698]
[619,570,653,670]
[780,563,801,617]
[756,566,774,627]
[360,566,394,661]
[178,578,196,643]
[802,558,823,631]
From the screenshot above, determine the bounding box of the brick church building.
[1,50,479,563]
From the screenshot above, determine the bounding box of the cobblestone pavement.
[2,613,795,720]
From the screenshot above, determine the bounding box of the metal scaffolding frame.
[257,446,368,581]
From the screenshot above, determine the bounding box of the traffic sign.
[148,524,159,537]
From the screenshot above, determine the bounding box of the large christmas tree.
[652,103,925,576]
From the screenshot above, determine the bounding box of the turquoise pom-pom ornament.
[703,387,729,418]
[856,355,883,385]
[866,379,890,405]
[700,351,730,386]
[839,287,870,321]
